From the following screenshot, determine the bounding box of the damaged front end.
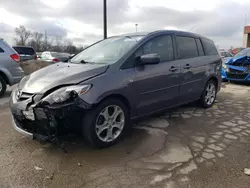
[222,56,250,81]
[11,85,92,143]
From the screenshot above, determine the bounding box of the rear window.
[13,47,35,55]
[176,36,198,59]
[201,39,218,55]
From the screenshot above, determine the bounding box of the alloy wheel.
[95,105,125,142]
[205,83,216,105]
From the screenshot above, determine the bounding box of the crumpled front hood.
[224,56,250,65]
[18,63,109,94]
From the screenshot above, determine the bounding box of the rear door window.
[201,39,218,55]
[0,47,4,53]
[176,36,199,59]
[195,39,205,56]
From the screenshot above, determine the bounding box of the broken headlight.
[222,62,227,69]
[41,85,92,105]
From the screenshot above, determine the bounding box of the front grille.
[226,72,248,79]
[13,116,33,133]
[18,92,34,101]
[14,115,51,135]
[228,68,243,73]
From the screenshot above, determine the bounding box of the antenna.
[189,25,196,32]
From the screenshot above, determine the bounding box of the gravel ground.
[1,82,250,188]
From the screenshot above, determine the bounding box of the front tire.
[82,98,129,148]
[0,76,7,97]
[200,80,217,108]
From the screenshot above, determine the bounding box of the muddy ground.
[1,83,250,188]
[20,60,53,75]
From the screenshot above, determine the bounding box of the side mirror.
[137,53,160,65]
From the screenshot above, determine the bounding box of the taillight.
[10,54,20,62]
[52,58,60,62]
[34,55,38,60]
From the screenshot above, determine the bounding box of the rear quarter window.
[0,47,4,53]
[201,39,218,56]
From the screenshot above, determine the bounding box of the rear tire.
[200,80,217,108]
[82,98,130,148]
[0,76,7,97]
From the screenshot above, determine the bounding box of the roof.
[114,30,209,40]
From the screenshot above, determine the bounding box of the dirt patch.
[20,60,53,75]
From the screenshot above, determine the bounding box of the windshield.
[70,36,144,64]
[234,48,250,58]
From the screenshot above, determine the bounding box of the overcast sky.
[0,0,250,48]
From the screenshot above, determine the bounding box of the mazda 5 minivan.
[10,30,222,148]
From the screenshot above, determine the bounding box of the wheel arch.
[96,94,131,112]
[207,76,219,90]
[0,70,10,85]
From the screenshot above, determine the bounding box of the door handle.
[184,64,191,69]
[169,66,178,72]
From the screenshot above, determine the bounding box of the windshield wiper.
[79,60,95,64]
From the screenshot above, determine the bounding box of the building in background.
[243,26,250,47]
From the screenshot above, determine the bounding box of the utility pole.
[243,14,247,47]
[103,0,107,39]
[135,24,138,33]
[44,30,47,51]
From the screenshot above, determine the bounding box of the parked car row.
[11,46,72,63]
[39,51,71,63]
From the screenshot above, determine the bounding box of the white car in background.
[41,51,71,63]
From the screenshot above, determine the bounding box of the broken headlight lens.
[222,62,228,70]
[42,85,92,104]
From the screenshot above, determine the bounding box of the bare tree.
[28,32,44,51]
[14,25,32,46]
[62,39,74,52]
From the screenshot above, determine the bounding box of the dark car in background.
[41,51,71,63]
[10,30,221,148]
[13,46,37,62]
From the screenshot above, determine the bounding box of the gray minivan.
[10,30,222,148]
[0,40,24,96]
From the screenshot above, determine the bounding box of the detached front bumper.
[10,89,92,142]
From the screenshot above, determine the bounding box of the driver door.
[131,35,181,116]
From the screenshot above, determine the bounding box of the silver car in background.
[0,39,24,96]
